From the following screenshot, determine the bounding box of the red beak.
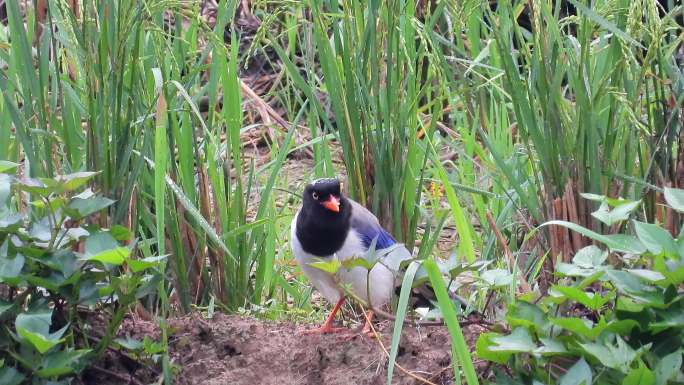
[322,196,340,213]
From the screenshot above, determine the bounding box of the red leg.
[361,310,376,337]
[303,297,348,334]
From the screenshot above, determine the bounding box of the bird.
[290,177,413,334]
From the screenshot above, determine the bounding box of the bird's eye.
[312,192,319,200]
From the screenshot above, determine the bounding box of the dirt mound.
[84,313,487,385]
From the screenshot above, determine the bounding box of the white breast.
[291,213,398,309]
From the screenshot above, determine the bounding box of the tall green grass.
[479,0,683,236]
[0,0,290,315]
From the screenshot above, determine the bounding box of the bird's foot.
[361,310,378,338]
[361,322,376,339]
[301,324,348,334]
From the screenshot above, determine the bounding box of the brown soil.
[83,313,488,385]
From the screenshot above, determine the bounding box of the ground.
[82,313,489,385]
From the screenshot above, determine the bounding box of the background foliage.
[0,0,682,383]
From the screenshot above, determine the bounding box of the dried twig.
[89,365,145,385]
[361,307,439,385]
[485,211,531,293]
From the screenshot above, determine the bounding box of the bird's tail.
[394,281,467,309]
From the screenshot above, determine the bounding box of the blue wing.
[348,200,397,250]
[352,225,396,250]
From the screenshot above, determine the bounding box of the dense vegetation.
[0,0,682,384]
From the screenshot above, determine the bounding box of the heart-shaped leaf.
[66,196,115,219]
[591,200,640,226]
[543,221,646,254]
[559,358,592,385]
[0,299,13,316]
[81,232,129,265]
[654,350,682,385]
[54,171,100,192]
[573,246,608,268]
[634,221,678,256]
[578,337,642,373]
[0,365,25,385]
[623,361,655,385]
[15,311,69,353]
[552,286,614,311]
[626,269,666,283]
[475,332,512,364]
[489,328,537,353]
[480,269,514,288]
[0,253,24,285]
[0,213,23,232]
[36,348,90,378]
[128,255,167,273]
[664,187,684,213]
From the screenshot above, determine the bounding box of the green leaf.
[115,337,144,350]
[480,268,514,288]
[535,338,567,355]
[606,270,666,307]
[36,348,90,378]
[15,311,68,353]
[592,200,640,226]
[83,246,129,265]
[476,332,512,364]
[602,234,647,255]
[664,187,684,213]
[0,253,24,281]
[0,365,25,385]
[506,301,548,331]
[308,259,341,274]
[550,317,604,340]
[340,255,373,271]
[543,221,645,254]
[626,269,666,283]
[559,358,592,385]
[649,308,684,329]
[82,232,129,265]
[653,255,684,286]
[579,193,606,202]
[28,217,53,242]
[573,245,608,268]
[54,171,100,192]
[557,262,599,277]
[38,250,80,278]
[654,350,682,385]
[623,361,655,385]
[0,299,13,316]
[66,196,115,219]
[128,255,167,273]
[0,161,19,173]
[16,177,56,196]
[110,225,133,241]
[552,286,614,311]
[578,337,641,373]
[0,174,13,207]
[0,213,23,231]
[633,221,678,256]
[490,328,537,353]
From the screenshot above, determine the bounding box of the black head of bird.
[302,178,344,215]
[296,178,352,257]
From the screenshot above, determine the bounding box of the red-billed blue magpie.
[291,178,412,334]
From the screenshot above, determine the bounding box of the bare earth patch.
[83,313,488,385]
